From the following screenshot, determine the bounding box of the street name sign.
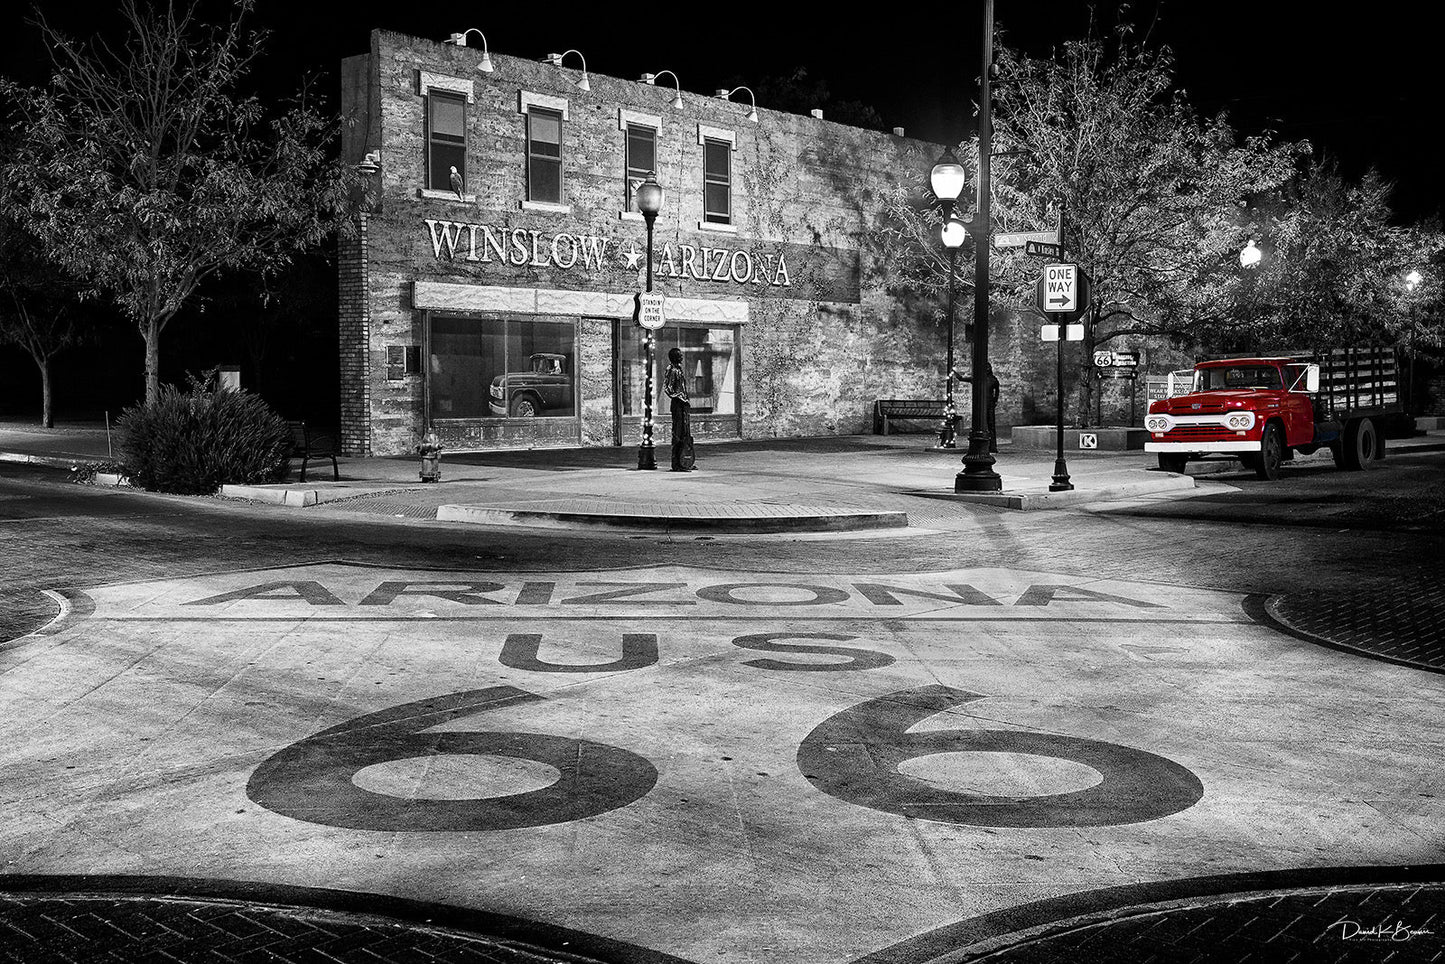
[995,230,1057,249]
[1025,240,1062,259]
[1041,324,1084,342]
[636,291,667,330]
[1042,264,1078,313]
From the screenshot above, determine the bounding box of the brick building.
[337,29,966,457]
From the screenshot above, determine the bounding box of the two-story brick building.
[339,29,964,456]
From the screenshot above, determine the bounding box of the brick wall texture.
[338,29,1184,455]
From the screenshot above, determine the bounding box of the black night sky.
[1,1,1437,221]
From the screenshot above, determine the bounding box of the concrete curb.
[218,483,415,508]
[435,503,910,533]
[932,474,1197,510]
[0,451,85,470]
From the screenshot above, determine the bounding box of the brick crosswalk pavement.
[958,883,1445,964]
[0,890,657,964]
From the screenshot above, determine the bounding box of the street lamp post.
[957,0,1002,492]
[635,172,664,470]
[930,149,967,448]
[940,217,967,447]
[1405,269,1423,415]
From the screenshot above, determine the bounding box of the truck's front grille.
[1164,426,1236,441]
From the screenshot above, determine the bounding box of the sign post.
[1035,257,1091,492]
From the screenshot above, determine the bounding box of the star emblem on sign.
[622,242,643,271]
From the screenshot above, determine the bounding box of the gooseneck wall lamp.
[641,70,685,109]
[544,49,590,91]
[635,172,664,471]
[714,86,759,122]
[444,28,494,72]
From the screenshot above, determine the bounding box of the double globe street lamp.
[930,150,968,448]
[635,172,664,470]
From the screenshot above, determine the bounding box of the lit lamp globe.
[929,149,967,207]
[941,214,968,249]
[636,174,664,221]
[1239,238,1262,268]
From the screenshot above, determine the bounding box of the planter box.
[1009,425,1148,452]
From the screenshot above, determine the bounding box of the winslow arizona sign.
[424,218,794,288]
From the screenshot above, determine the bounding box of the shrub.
[117,375,292,494]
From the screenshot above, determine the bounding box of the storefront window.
[621,325,737,417]
[429,316,576,420]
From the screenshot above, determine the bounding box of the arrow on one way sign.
[1043,264,1077,313]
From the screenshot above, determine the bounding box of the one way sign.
[1042,264,1077,313]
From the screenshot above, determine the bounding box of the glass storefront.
[428,315,577,420]
[619,324,738,420]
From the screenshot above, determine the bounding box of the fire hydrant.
[416,430,442,483]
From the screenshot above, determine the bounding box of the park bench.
[286,421,340,483]
[873,399,948,435]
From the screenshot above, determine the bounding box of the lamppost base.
[637,447,657,470]
[955,444,1002,492]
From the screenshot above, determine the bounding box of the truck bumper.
[1144,440,1259,453]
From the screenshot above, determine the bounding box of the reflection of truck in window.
[1143,348,1404,480]
[488,352,573,417]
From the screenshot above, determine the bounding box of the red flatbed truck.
[1143,348,1404,481]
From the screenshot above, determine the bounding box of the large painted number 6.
[247,686,657,831]
[797,685,1203,827]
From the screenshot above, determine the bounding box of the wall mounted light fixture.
[714,86,758,122]
[444,29,494,72]
[641,70,684,109]
[544,49,590,91]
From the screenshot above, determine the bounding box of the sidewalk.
[4,417,1443,533]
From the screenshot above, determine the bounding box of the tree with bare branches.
[0,0,352,404]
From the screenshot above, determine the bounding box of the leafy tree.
[1222,160,1445,353]
[879,28,1303,424]
[0,216,86,427]
[0,0,353,405]
[987,34,1301,419]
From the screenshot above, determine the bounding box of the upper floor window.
[703,137,731,225]
[625,124,657,212]
[527,107,564,204]
[427,90,467,194]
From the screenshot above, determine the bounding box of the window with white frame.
[427,90,467,193]
[703,137,731,225]
[625,124,657,212]
[527,108,564,204]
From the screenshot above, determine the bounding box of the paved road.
[1,443,1443,963]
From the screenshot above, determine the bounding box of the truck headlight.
[1225,413,1255,430]
[1145,414,1172,432]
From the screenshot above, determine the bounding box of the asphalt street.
[1,438,1443,963]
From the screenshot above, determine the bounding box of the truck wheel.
[509,394,539,417]
[1342,417,1378,470]
[1255,423,1284,481]
[1157,454,1188,473]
